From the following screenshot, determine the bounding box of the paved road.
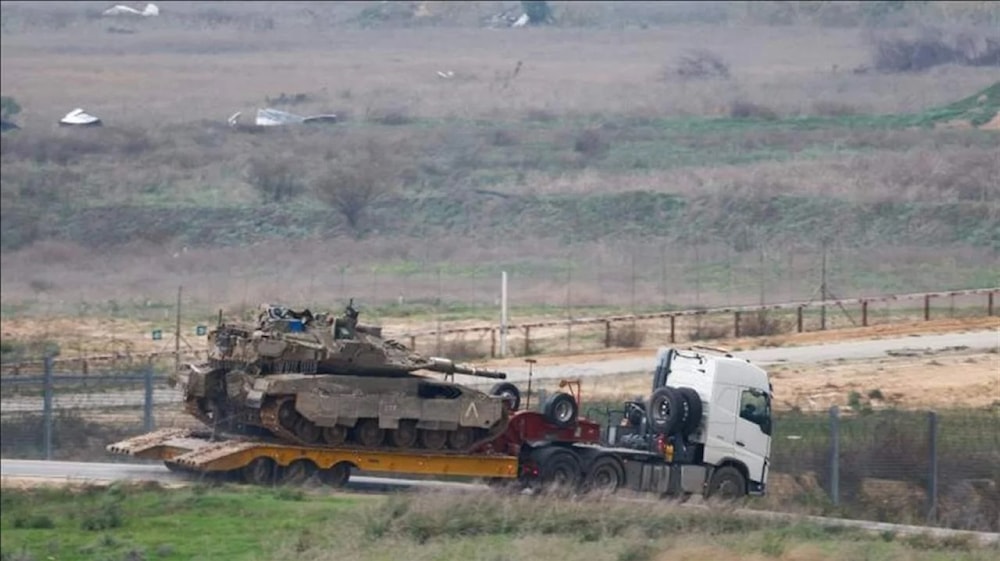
[495,329,999,382]
[3,459,997,545]
[3,329,996,411]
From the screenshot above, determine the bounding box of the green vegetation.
[2,483,995,561]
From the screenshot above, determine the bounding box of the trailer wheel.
[584,455,625,494]
[543,393,578,428]
[242,457,280,486]
[706,466,746,500]
[647,387,683,435]
[281,459,317,485]
[677,387,703,437]
[532,447,582,494]
[490,382,522,412]
[319,462,351,488]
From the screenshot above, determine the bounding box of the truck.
[107,346,772,499]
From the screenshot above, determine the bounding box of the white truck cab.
[610,346,773,498]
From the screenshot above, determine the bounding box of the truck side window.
[739,389,772,436]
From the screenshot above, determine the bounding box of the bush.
[739,311,787,337]
[573,128,609,158]
[610,323,647,348]
[12,514,55,529]
[245,156,303,203]
[670,49,730,80]
[81,501,123,531]
[313,140,398,233]
[729,100,779,120]
[871,29,1000,73]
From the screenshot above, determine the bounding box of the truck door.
[702,384,738,467]
[734,388,772,484]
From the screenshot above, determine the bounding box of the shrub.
[573,128,609,158]
[12,514,55,529]
[245,156,303,203]
[610,323,647,348]
[729,100,779,120]
[870,28,1000,73]
[80,501,123,531]
[366,106,413,126]
[670,49,730,80]
[313,141,398,233]
[739,311,787,337]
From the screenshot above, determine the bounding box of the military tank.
[179,301,520,453]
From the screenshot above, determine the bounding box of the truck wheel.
[281,459,317,485]
[647,387,683,435]
[242,457,280,486]
[706,466,746,500]
[490,382,521,412]
[319,462,351,487]
[532,447,582,494]
[584,455,625,494]
[542,393,578,428]
[677,387,703,437]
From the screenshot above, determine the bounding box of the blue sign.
[152,329,163,341]
[196,325,207,336]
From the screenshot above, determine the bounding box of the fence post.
[523,326,531,356]
[490,329,496,358]
[924,295,931,321]
[604,321,611,348]
[144,362,155,432]
[797,306,803,333]
[734,311,741,337]
[669,315,676,344]
[927,410,938,522]
[829,405,840,506]
[43,355,54,460]
[989,291,994,316]
[861,300,868,327]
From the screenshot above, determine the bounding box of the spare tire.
[542,392,578,428]
[647,387,684,435]
[677,387,703,437]
[490,382,521,412]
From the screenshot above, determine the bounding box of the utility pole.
[820,241,828,330]
[175,285,182,374]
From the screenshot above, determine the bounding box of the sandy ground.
[576,348,999,411]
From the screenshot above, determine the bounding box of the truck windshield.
[739,389,772,436]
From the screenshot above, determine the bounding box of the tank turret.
[181,301,518,452]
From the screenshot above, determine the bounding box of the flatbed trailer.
[108,428,520,487]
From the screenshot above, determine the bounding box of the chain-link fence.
[2,360,997,531]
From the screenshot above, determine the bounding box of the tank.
[179,301,518,452]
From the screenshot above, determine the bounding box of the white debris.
[103,3,159,17]
[302,114,338,125]
[252,108,336,127]
[436,71,455,79]
[59,108,103,127]
[511,13,529,27]
[227,111,242,127]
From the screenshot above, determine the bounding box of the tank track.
[185,396,508,455]
[258,396,509,455]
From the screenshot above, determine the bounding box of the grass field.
[1,1,998,321]
[1,483,997,561]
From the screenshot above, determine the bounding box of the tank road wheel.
[294,417,322,444]
[447,427,476,450]
[242,457,280,486]
[706,466,747,501]
[321,425,348,446]
[281,459,317,486]
[277,400,299,431]
[355,419,385,448]
[419,429,448,450]
[389,420,419,449]
[319,462,351,488]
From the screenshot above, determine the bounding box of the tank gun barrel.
[427,357,507,380]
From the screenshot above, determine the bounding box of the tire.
[677,387,703,437]
[294,417,322,444]
[647,387,683,435]
[625,402,645,427]
[706,466,746,500]
[490,382,521,412]
[532,447,582,493]
[419,429,448,450]
[242,457,280,486]
[583,455,625,495]
[447,427,476,450]
[319,462,351,487]
[321,425,347,446]
[281,459,317,485]
[542,393,578,428]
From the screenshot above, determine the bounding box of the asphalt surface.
[2,329,996,412]
[3,458,997,545]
